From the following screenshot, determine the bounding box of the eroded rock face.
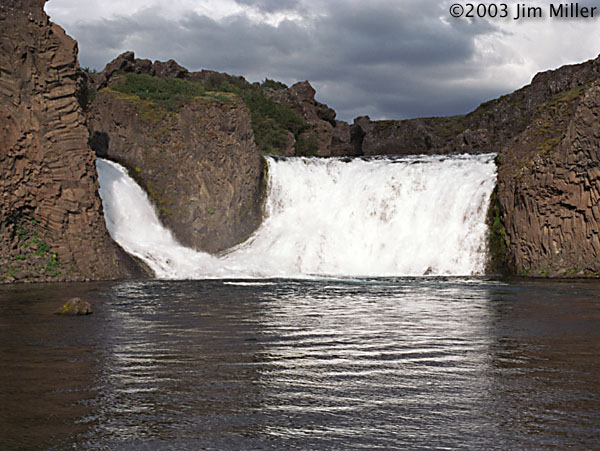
[96,51,189,88]
[497,81,600,277]
[87,80,265,254]
[265,81,357,156]
[0,0,145,282]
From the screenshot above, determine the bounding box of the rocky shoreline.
[1,0,599,282]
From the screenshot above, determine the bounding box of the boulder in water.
[56,298,93,316]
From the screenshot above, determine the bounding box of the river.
[1,277,598,449]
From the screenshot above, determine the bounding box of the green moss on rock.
[111,73,207,110]
[0,217,63,282]
[56,297,92,315]
[197,73,308,155]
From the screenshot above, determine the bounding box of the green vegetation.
[78,69,97,111]
[109,72,307,154]
[537,262,552,276]
[102,85,172,124]
[295,132,319,157]
[428,115,469,142]
[245,88,305,153]
[17,227,28,240]
[35,240,50,257]
[145,181,177,218]
[0,218,62,281]
[202,91,236,103]
[261,78,288,90]
[260,156,269,201]
[537,134,564,157]
[112,73,210,111]
[373,120,397,134]
[532,82,590,158]
[45,252,60,272]
[200,73,309,155]
[521,262,597,278]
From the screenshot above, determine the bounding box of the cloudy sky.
[45,0,600,122]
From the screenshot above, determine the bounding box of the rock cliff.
[0,0,145,282]
[92,52,357,158]
[264,81,356,156]
[86,52,362,253]
[87,54,265,253]
[351,58,600,157]
[496,79,600,277]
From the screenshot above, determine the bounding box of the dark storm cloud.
[63,0,507,121]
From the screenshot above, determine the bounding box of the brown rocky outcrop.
[92,52,357,158]
[352,57,600,157]
[87,63,265,254]
[0,0,145,283]
[265,81,356,156]
[96,51,189,88]
[496,80,600,277]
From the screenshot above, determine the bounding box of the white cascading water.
[96,154,497,279]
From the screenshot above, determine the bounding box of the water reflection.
[484,280,600,449]
[0,283,103,449]
[0,278,599,449]
[84,280,268,444]
[248,279,499,447]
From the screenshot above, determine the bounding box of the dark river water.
[1,277,599,450]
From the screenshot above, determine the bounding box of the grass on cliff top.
[111,73,232,111]
[110,72,315,155]
[261,78,288,90]
[201,73,314,155]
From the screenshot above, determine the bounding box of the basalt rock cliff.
[85,52,363,253]
[87,53,266,253]
[496,76,600,277]
[0,0,145,283]
[84,51,364,254]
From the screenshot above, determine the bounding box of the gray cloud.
[233,0,302,13]
[61,0,512,121]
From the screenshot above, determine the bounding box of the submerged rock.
[56,297,93,316]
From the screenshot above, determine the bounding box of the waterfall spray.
[97,154,497,279]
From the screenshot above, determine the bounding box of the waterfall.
[96,154,497,279]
